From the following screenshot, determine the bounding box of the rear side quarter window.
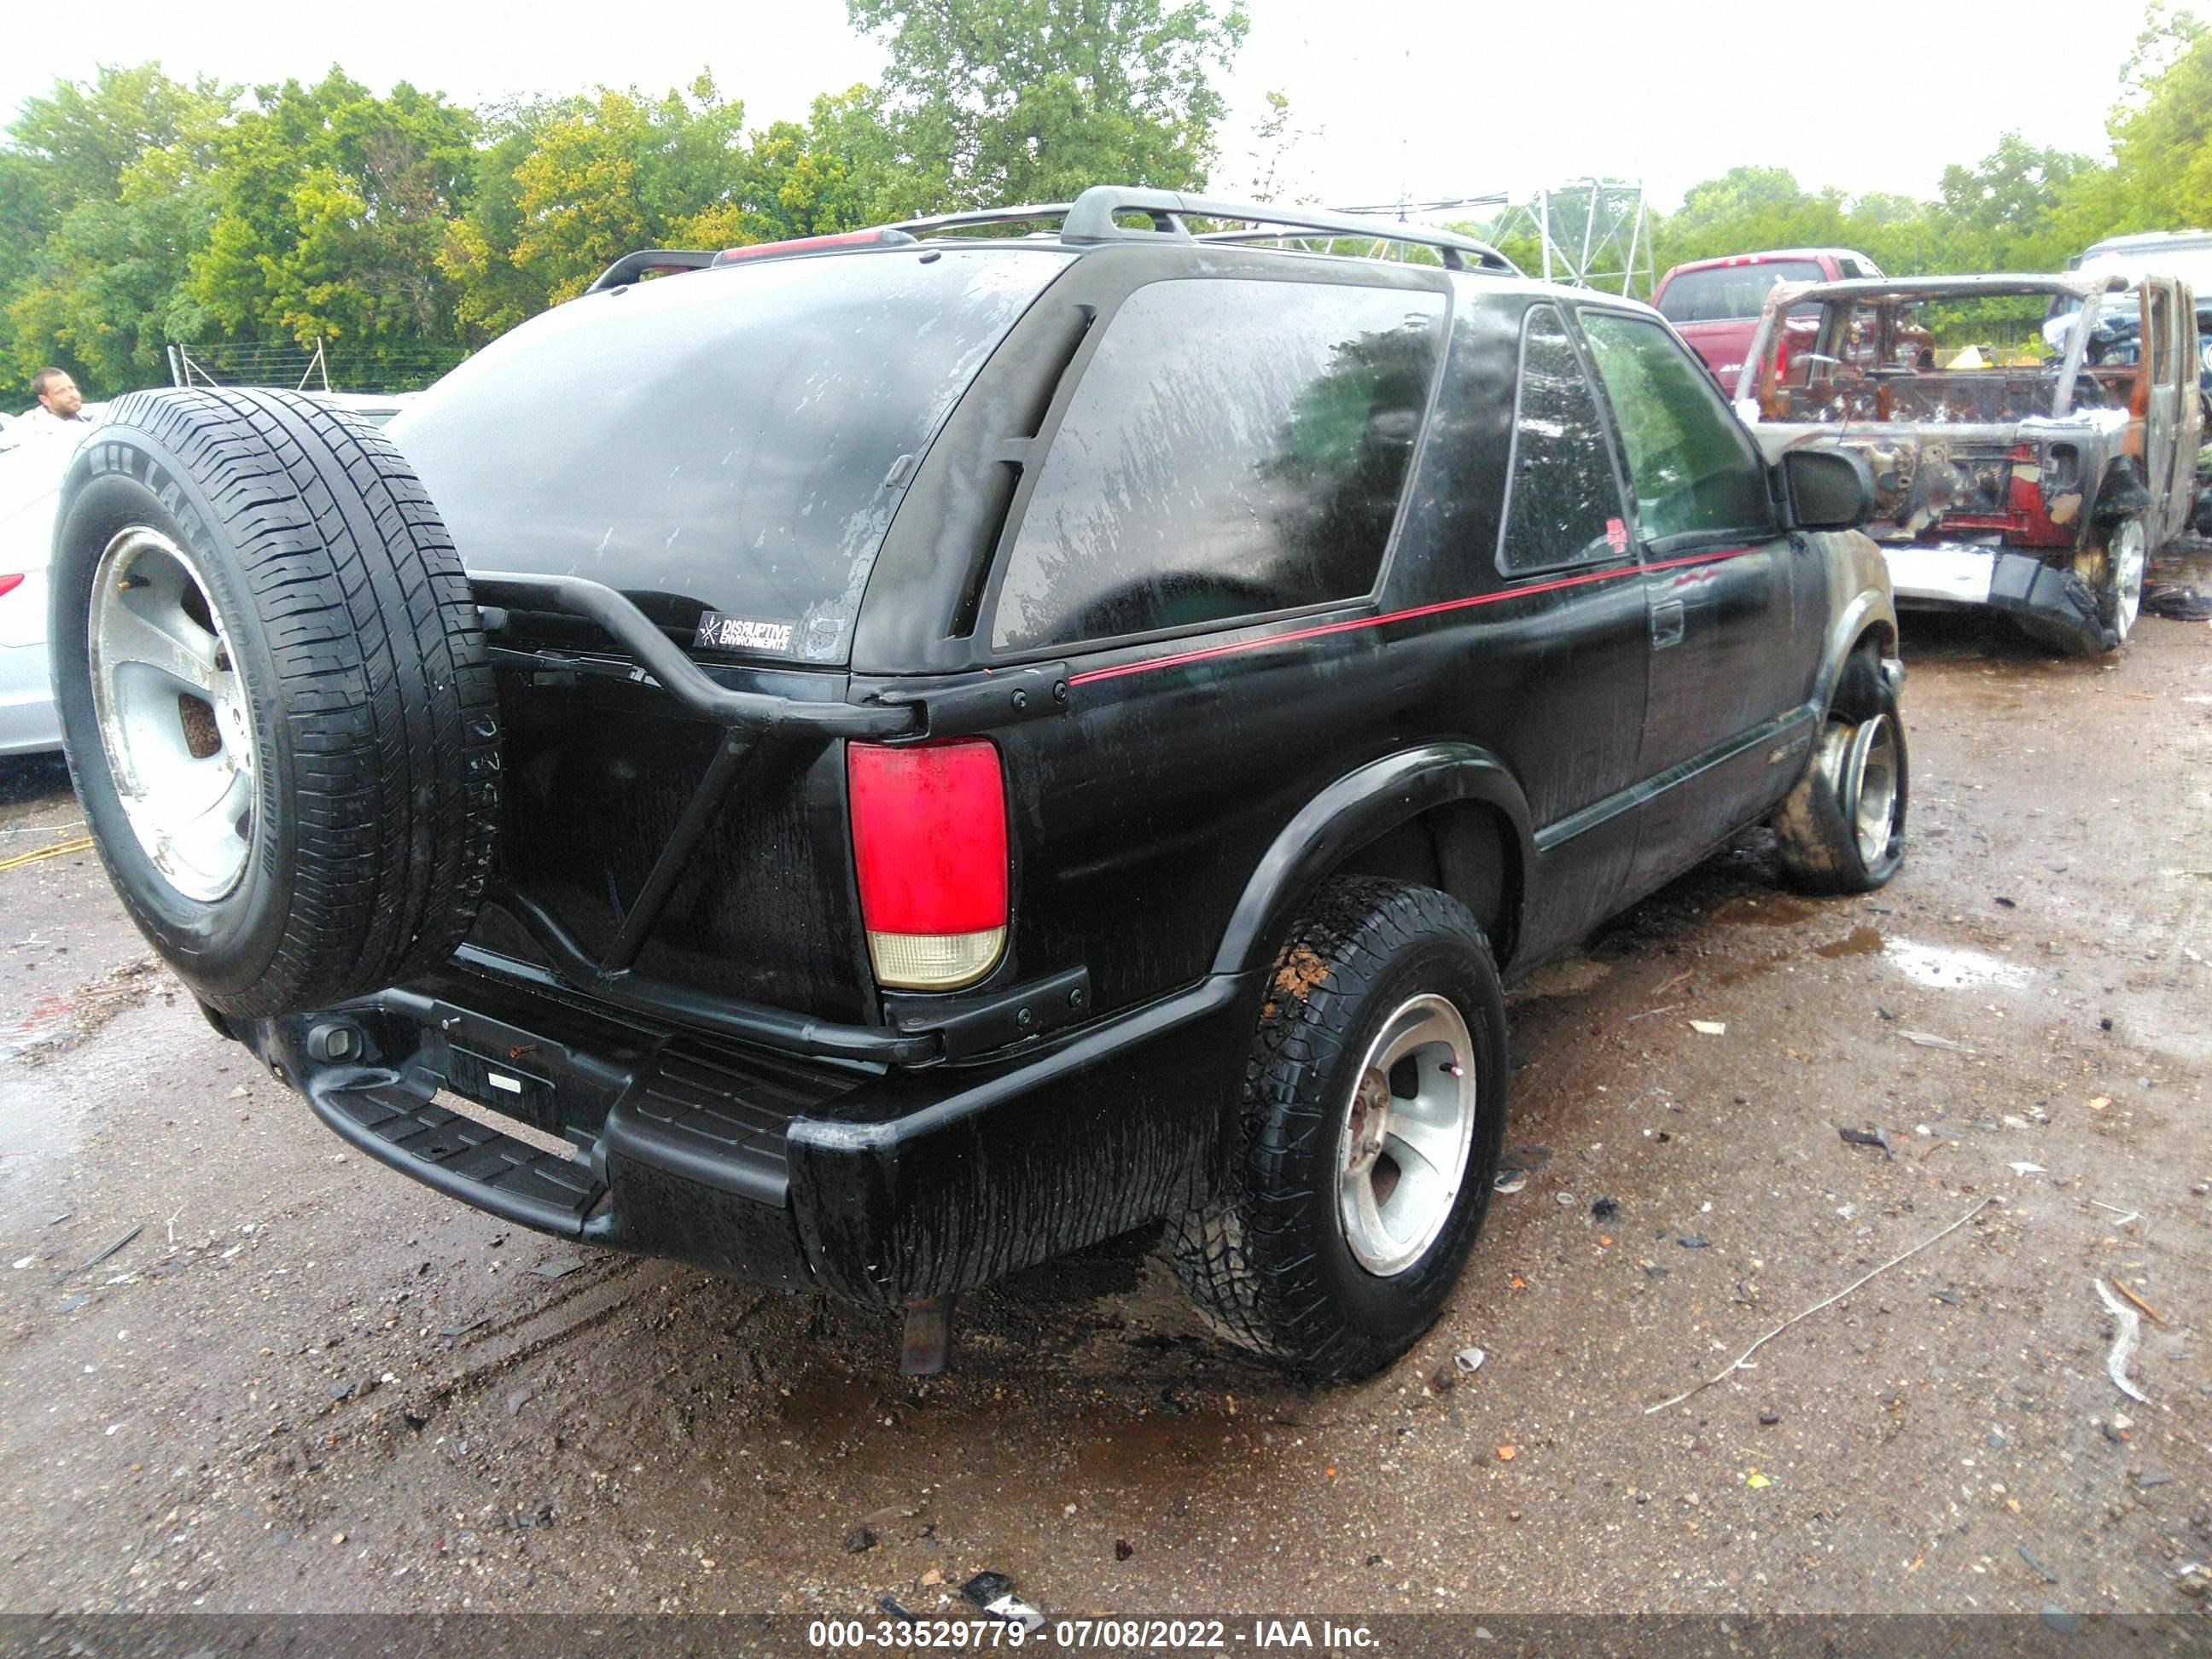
[990,278,1447,653]
[1498,304,1628,573]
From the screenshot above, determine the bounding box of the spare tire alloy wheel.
[49,387,499,1020]
[88,528,257,903]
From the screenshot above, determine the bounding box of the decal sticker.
[694,612,796,655]
[1605,517,1629,554]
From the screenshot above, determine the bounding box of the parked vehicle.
[46,187,1903,1381]
[1653,248,1885,387]
[1734,271,2202,655]
[1,409,106,756]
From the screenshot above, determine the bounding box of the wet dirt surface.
[1,616,2208,1620]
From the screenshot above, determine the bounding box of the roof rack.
[887,185,1521,275]
[585,248,720,294]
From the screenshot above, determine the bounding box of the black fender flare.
[1209,743,1537,981]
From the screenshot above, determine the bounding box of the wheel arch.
[1815,582,1898,719]
[1210,744,1534,981]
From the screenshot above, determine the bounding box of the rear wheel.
[50,387,499,1018]
[1771,648,1906,895]
[1170,878,1508,1381]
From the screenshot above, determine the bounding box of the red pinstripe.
[1065,545,1761,687]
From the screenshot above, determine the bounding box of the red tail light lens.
[847,739,1008,991]
[0,574,22,600]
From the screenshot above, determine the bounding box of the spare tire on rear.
[49,387,499,1019]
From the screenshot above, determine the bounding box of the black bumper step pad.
[602,1045,862,1206]
[323,1085,602,1236]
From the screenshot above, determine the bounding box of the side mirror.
[1781,446,1874,532]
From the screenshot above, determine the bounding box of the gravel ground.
[0,612,2207,1621]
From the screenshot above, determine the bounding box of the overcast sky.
[3,0,2143,212]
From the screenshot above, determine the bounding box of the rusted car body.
[1733,272,2203,653]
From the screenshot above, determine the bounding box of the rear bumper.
[0,641,60,756]
[1882,541,2109,654]
[239,958,1249,1307]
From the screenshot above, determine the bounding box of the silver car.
[0,423,90,756]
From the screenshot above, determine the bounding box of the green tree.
[1935,132,2098,268]
[847,0,1249,208]
[2108,10,2212,230]
[6,144,221,395]
[8,64,231,216]
[1,64,230,401]
[441,76,761,323]
[190,70,477,382]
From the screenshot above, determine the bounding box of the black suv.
[48,187,1903,1381]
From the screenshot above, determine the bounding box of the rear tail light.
[0,574,22,600]
[847,739,1008,992]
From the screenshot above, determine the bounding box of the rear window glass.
[992,278,1445,653]
[390,248,1064,665]
[1656,260,1825,324]
[1499,305,1626,573]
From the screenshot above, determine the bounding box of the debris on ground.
[1644,1197,1993,1414]
[842,1527,878,1554]
[960,1572,1045,1633]
[1688,1020,1726,1036]
[1493,1173,1527,1196]
[1591,1196,1618,1220]
[2105,1278,2166,1326]
[1678,1235,1709,1249]
[2018,1545,2061,1585]
[2093,1278,2151,1405]
[526,1255,585,1280]
[1898,1030,1972,1052]
[878,1596,917,1624]
[2143,582,2212,620]
[1454,1347,1487,1376]
[56,1225,140,1282]
[1115,1539,1133,1561]
[1838,1126,1895,1161]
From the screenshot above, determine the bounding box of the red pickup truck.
[1654,248,1883,386]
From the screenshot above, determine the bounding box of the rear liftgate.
[255,572,1080,1369]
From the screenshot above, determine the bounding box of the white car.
[0,411,102,756]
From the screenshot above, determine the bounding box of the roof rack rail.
[585,248,720,294]
[887,185,1521,275]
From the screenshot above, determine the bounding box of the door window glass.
[1580,311,1772,542]
[992,278,1445,652]
[1498,305,1626,573]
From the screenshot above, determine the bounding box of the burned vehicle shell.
[1733,271,2203,654]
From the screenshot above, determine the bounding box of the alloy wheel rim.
[87,528,258,902]
[1847,713,1899,867]
[1334,992,1478,1278]
[2112,519,2147,641]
